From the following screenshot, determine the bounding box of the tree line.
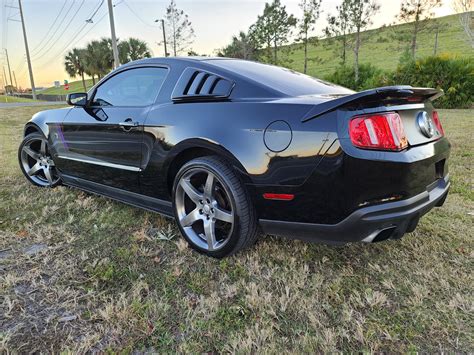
[64,38,152,91]
[218,0,471,83]
[62,0,472,90]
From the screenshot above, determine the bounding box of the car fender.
[163,137,250,180]
[24,107,72,138]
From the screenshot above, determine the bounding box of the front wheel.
[172,156,257,258]
[18,132,61,187]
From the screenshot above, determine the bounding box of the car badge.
[416,111,435,138]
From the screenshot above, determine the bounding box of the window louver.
[171,67,234,102]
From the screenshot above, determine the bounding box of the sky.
[0,0,458,89]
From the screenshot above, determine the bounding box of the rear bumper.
[259,175,450,244]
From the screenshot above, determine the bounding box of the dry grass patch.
[0,106,473,352]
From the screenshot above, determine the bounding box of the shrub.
[324,63,383,91]
[325,56,474,108]
[391,55,474,109]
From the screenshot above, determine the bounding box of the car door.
[54,66,169,192]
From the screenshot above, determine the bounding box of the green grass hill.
[287,13,474,78]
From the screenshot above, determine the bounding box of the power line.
[122,0,156,28]
[30,0,68,53]
[31,0,77,57]
[86,0,104,22]
[72,11,108,45]
[33,0,87,61]
[36,1,109,70]
[35,0,103,66]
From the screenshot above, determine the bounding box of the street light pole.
[107,0,120,69]
[161,19,168,57]
[18,0,36,99]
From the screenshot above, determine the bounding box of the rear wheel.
[18,132,60,187]
[172,156,257,258]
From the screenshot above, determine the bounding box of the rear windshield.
[206,59,353,96]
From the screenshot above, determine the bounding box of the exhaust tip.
[362,226,397,243]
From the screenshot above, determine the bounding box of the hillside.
[39,79,94,95]
[41,13,473,94]
[288,13,474,78]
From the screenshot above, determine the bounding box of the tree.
[219,31,258,60]
[249,0,297,64]
[325,0,353,65]
[397,0,443,58]
[298,0,322,73]
[64,48,88,92]
[346,0,380,83]
[452,0,474,48]
[432,19,449,55]
[83,39,114,82]
[83,41,101,84]
[161,0,195,56]
[118,38,152,64]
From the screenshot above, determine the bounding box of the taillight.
[349,112,408,151]
[432,111,444,136]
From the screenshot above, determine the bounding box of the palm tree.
[98,38,115,72]
[118,38,152,64]
[83,39,114,82]
[84,41,102,83]
[64,48,87,92]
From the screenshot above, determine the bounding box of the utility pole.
[18,0,36,99]
[154,19,168,57]
[13,71,18,90]
[4,49,14,89]
[107,0,120,69]
[3,66,9,94]
[1,71,8,100]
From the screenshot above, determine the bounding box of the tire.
[18,132,61,188]
[172,156,258,258]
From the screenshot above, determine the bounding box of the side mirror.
[67,92,88,106]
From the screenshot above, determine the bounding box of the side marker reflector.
[263,193,295,201]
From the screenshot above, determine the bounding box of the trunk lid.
[301,85,444,147]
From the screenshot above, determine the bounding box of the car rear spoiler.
[301,86,443,122]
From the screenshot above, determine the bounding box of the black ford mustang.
[19,57,450,258]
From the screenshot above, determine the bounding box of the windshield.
[206,59,354,96]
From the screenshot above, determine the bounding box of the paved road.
[0,101,66,108]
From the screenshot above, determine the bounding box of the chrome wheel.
[175,168,234,251]
[20,136,60,187]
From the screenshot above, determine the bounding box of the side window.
[92,67,168,107]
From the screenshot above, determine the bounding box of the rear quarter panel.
[140,100,339,200]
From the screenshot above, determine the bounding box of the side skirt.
[61,174,174,218]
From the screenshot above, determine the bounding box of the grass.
[39,79,94,95]
[0,106,473,352]
[0,95,39,103]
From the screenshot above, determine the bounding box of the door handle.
[119,118,139,131]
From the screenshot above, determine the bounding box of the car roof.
[121,56,236,67]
